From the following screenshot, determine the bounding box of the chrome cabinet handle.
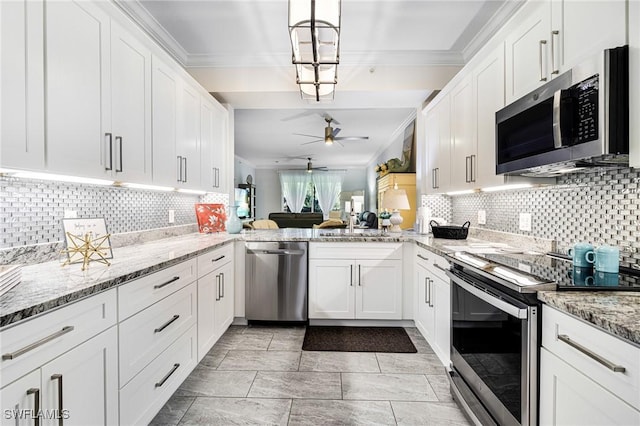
[177,156,183,182]
[551,30,559,75]
[216,274,221,301]
[424,277,429,304]
[221,273,225,298]
[155,363,180,388]
[27,388,40,426]
[417,254,429,261]
[539,40,548,82]
[212,168,217,188]
[182,157,187,182]
[470,155,475,182]
[212,255,225,262]
[557,334,626,373]
[154,315,180,333]
[428,278,433,307]
[51,374,64,426]
[350,264,354,286]
[115,136,123,172]
[433,263,448,272]
[2,326,74,360]
[465,156,471,183]
[431,169,436,189]
[154,276,180,290]
[358,264,362,286]
[105,133,113,171]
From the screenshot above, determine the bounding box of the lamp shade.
[381,187,410,210]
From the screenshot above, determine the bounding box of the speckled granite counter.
[538,291,640,346]
[0,233,237,328]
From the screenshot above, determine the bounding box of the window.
[283,181,340,213]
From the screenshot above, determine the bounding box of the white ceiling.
[117,0,523,169]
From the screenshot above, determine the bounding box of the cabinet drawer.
[416,246,450,281]
[119,282,196,386]
[118,258,197,320]
[197,243,233,277]
[119,324,197,426]
[0,289,117,386]
[542,305,640,409]
[310,242,402,260]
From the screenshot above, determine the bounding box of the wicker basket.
[430,220,470,239]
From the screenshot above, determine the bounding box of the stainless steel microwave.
[496,45,628,177]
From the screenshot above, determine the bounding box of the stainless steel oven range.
[445,252,556,426]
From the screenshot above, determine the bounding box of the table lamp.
[381,184,410,232]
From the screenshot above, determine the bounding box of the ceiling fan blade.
[293,133,322,138]
[322,113,340,125]
[300,139,324,145]
[334,136,369,141]
[281,111,318,121]
[332,128,342,137]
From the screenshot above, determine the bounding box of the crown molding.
[113,0,189,65]
[462,0,526,62]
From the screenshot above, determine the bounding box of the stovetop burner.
[458,251,640,291]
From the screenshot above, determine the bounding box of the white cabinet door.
[214,261,235,336]
[425,95,451,193]
[540,348,640,425]
[415,262,433,341]
[200,96,228,193]
[176,80,201,189]
[450,75,476,190]
[151,56,178,187]
[0,370,40,426]
[40,327,118,426]
[551,0,627,75]
[110,21,152,183]
[474,45,506,188]
[355,259,402,320]
[0,0,45,171]
[197,269,218,361]
[505,0,551,102]
[432,273,450,366]
[45,0,111,178]
[308,259,355,319]
[424,108,439,193]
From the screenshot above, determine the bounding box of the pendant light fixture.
[288,0,341,101]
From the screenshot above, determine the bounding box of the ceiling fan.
[281,157,328,173]
[294,116,369,146]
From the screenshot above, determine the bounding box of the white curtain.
[279,171,309,213]
[313,172,344,220]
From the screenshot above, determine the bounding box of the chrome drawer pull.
[2,326,74,360]
[154,276,180,289]
[433,263,448,272]
[211,255,225,262]
[51,374,64,426]
[155,363,180,388]
[417,254,429,261]
[557,334,626,373]
[154,315,180,333]
[27,388,40,426]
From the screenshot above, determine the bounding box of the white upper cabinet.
[505,0,552,103]
[200,96,230,193]
[176,80,201,189]
[450,74,476,189]
[44,0,111,178]
[474,45,506,187]
[0,0,45,171]
[551,0,627,75]
[151,56,179,187]
[110,21,152,183]
[424,94,451,194]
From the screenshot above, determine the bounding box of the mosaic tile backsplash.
[1,176,229,249]
[422,167,640,268]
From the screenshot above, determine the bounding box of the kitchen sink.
[318,229,391,238]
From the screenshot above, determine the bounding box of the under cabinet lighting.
[177,188,207,195]
[121,182,174,192]
[2,170,114,186]
[445,189,476,196]
[481,183,533,192]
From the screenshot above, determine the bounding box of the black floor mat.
[302,326,417,353]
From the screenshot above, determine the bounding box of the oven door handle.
[447,271,528,319]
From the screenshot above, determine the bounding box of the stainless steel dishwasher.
[245,241,308,322]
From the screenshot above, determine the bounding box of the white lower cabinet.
[414,247,450,365]
[197,244,235,360]
[540,305,640,424]
[0,287,119,426]
[308,243,403,320]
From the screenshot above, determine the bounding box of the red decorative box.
[195,204,227,233]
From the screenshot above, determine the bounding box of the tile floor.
[150,326,472,425]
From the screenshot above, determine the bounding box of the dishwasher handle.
[248,249,305,256]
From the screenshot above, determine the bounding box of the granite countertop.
[538,291,640,346]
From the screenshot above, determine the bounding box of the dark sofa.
[268,212,324,228]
